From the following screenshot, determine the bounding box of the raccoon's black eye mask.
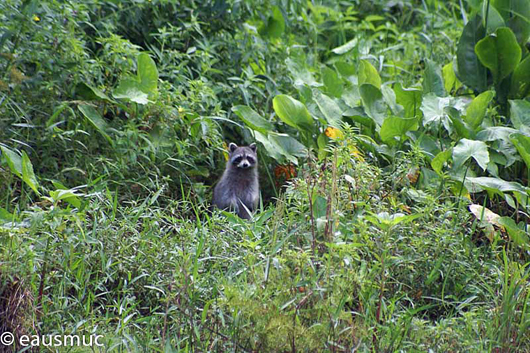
[233,156,243,164]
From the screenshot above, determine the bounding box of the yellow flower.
[324,126,343,139]
[33,15,40,22]
[348,144,365,162]
[178,106,185,114]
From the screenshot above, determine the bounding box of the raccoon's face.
[228,143,257,170]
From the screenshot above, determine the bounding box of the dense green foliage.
[1,0,529,351]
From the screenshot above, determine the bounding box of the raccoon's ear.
[249,143,257,152]
[228,143,238,152]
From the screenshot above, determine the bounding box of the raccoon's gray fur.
[213,142,259,219]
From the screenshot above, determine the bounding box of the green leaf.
[465,90,494,129]
[331,38,358,54]
[510,133,530,170]
[380,116,418,145]
[0,145,22,177]
[49,189,82,208]
[447,107,473,139]
[421,94,467,129]
[491,0,530,46]
[113,78,149,104]
[232,105,273,133]
[21,151,39,194]
[453,138,490,171]
[510,56,530,98]
[476,126,518,141]
[359,84,387,127]
[482,3,506,32]
[466,176,527,194]
[137,53,159,98]
[335,61,356,77]
[273,94,314,131]
[78,104,113,144]
[456,16,488,92]
[394,83,422,119]
[423,59,445,97]
[75,82,112,102]
[312,89,343,128]
[268,133,307,165]
[431,148,452,175]
[286,57,318,87]
[254,131,283,162]
[258,6,285,39]
[509,100,530,129]
[358,60,381,89]
[475,27,522,84]
[321,67,343,98]
[442,62,458,93]
[497,216,530,249]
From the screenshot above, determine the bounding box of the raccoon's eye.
[247,156,255,164]
[233,156,243,165]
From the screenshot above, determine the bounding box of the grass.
[2,133,529,352]
[1,0,529,352]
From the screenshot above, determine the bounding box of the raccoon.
[213,143,259,219]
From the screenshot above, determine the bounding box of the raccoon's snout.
[239,161,250,169]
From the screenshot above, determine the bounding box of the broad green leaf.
[0,145,22,177]
[421,94,467,129]
[509,100,530,129]
[312,89,342,128]
[273,94,314,131]
[137,53,159,98]
[335,61,356,77]
[232,105,273,133]
[268,133,307,164]
[381,85,402,116]
[482,3,506,32]
[465,90,494,129]
[358,60,381,89]
[510,133,530,170]
[497,216,530,249]
[331,38,358,54]
[113,78,149,104]
[456,16,488,92]
[48,189,82,208]
[0,207,13,221]
[491,0,530,46]
[476,126,518,141]
[466,176,527,194]
[286,57,318,87]
[431,148,452,175]
[380,116,418,145]
[21,151,39,194]
[254,131,283,161]
[442,62,459,93]
[510,56,530,98]
[258,6,285,39]
[359,84,387,127]
[78,104,113,144]
[321,67,343,98]
[453,138,490,171]
[423,59,445,97]
[76,82,112,101]
[447,107,473,139]
[475,27,521,83]
[394,83,422,118]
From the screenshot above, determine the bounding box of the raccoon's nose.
[241,162,249,168]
